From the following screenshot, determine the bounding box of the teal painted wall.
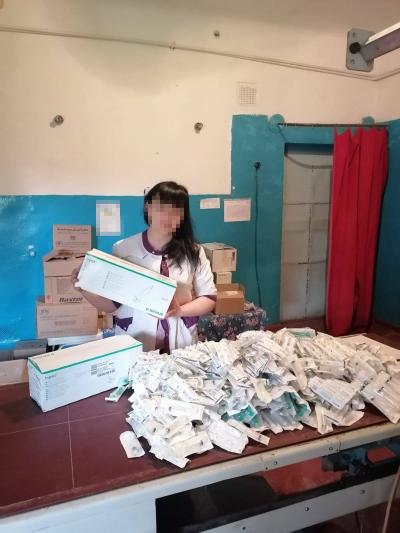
[374,119,400,326]
[232,115,336,327]
[2,115,396,348]
[0,194,256,348]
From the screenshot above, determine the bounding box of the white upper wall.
[375,76,400,121]
[3,0,400,73]
[0,0,398,195]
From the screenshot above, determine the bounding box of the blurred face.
[146,198,184,235]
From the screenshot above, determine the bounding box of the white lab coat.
[112,232,216,351]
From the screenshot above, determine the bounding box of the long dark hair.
[144,181,199,269]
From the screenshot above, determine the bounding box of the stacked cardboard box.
[202,243,245,315]
[37,225,99,338]
[202,242,237,281]
[213,283,245,315]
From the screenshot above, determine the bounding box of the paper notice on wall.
[200,198,221,210]
[224,199,251,222]
[96,201,121,236]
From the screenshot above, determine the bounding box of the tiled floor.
[0,383,133,514]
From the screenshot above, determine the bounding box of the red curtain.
[326,127,388,336]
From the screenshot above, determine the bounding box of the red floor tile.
[0,383,68,435]
[365,332,400,349]
[261,458,343,495]
[367,446,397,463]
[0,424,72,512]
[67,389,132,422]
[69,413,172,490]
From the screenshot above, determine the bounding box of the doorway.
[280,145,332,321]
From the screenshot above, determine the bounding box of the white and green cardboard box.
[76,248,177,319]
[28,335,142,411]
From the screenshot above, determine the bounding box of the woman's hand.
[166,297,182,318]
[165,296,215,318]
[70,266,117,313]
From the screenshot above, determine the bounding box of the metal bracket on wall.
[347,23,400,72]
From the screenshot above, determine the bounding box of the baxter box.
[45,276,85,304]
[53,224,92,252]
[43,224,92,278]
[214,283,245,315]
[28,335,142,411]
[43,250,86,278]
[76,248,177,319]
[214,271,232,284]
[202,243,237,272]
[36,299,98,338]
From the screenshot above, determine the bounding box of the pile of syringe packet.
[117,328,400,468]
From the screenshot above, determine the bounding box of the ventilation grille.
[237,82,258,105]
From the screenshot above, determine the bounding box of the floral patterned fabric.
[104,305,267,345]
[197,305,268,342]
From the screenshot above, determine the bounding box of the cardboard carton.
[0,360,28,385]
[44,276,84,304]
[214,283,245,315]
[36,299,98,338]
[42,250,86,278]
[202,243,237,272]
[214,271,233,284]
[53,224,92,252]
[43,224,92,279]
[76,249,177,319]
[28,335,142,411]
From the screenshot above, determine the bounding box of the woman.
[72,181,216,352]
